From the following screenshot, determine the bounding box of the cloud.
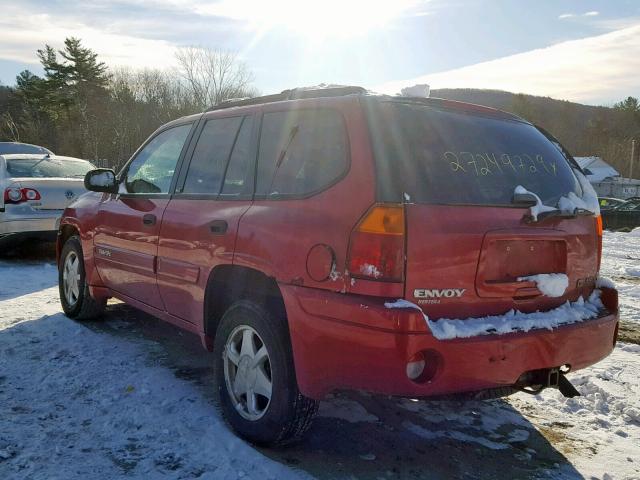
[375,23,640,104]
[0,4,180,71]
[192,0,427,38]
[0,1,248,77]
[559,10,600,20]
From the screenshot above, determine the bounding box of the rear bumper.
[0,212,61,235]
[282,285,619,399]
[0,212,61,247]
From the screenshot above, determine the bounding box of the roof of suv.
[201,84,526,123]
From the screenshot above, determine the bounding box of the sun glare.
[198,0,422,40]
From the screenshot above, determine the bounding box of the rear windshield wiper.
[266,124,299,195]
[527,208,593,223]
[29,153,51,173]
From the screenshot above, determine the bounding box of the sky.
[0,0,639,105]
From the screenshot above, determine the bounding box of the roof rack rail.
[205,85,367,112]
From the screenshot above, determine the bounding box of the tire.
[213,299,318,446]
[59,235,105,320]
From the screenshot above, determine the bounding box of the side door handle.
[142,214,157,226]
[209,220,228,234]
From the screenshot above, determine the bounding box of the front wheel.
[213,300,318,446]
[59,235,105,320]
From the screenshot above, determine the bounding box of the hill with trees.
[0,38,255,170]
[1,40,638,179]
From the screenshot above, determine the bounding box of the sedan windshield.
[6,158,94,178]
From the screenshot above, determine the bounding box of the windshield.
[367,100,582,206]
[0,143,52,155]
[6,158,94,178]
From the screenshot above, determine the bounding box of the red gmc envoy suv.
[57,86,619,445]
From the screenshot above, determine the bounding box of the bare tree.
[175,46,256,109]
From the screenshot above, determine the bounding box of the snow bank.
[400,84,430,98]
[360,263,382,278]
[625,266,640,278]
[384,299,422,311]
[514,170,600,221]
[514,185,555,221]
[385,291,604,340]
[517,273,568,297]
[428,291,603,340]
[595,275,616,289]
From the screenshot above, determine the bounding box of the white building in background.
[575,156,640,199]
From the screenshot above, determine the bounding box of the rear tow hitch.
[516,367,581,398]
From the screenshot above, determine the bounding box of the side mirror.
[84,168,118,193]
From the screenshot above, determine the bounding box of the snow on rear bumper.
[282,285,619,399]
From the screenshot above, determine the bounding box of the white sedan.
[0,153,95,249]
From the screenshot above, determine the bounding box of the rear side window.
[183,116,244,194]
[256,109,348,197]
[367,101,581,206]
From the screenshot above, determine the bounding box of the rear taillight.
[596,215,603,272]
[347,204,405,282]
[3,187,41,204]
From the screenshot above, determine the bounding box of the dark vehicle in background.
[601,197,640,231]
[598,197,626,211]
[0,142,53,155]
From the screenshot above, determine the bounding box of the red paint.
[283,284,618,398]
[58,93,619,401]
[306,244,335,282]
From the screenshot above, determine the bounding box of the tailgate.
[404,204,599,320]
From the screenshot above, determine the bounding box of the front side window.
[125,124,191,194]
[256,109,348,197]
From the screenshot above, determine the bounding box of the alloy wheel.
[62,251,80,307]
[223,325,273,421]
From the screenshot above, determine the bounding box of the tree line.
[0,38,256,169]
[1,40,639,178]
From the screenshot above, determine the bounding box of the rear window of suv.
[256,109,348,198]
[366,99,581,206]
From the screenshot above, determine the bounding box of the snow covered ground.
[1,233,639,480]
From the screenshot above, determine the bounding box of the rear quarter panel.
[233,97,376,292]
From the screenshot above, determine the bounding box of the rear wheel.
[59,235,105,320]
[213,300,318,446]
